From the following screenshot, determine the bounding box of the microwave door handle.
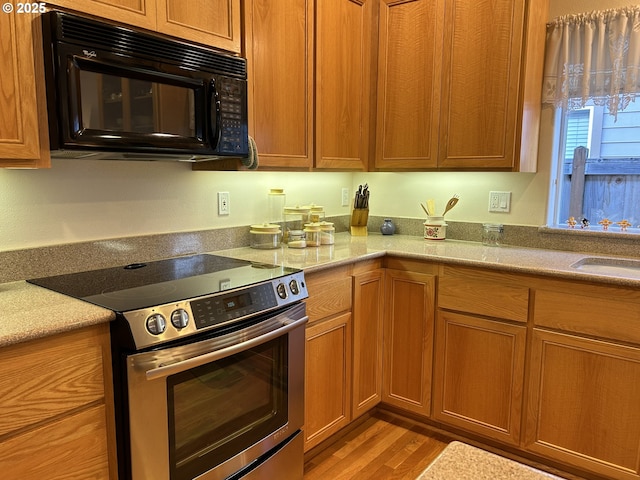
[143,315,308,381]
[210,79,221,147]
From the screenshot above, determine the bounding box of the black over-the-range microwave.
[41,10,249,162]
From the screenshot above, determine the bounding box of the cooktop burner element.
[29,254,308,349]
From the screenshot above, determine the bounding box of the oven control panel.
[122,271,308,349]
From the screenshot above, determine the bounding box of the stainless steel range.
[29,253,308,480]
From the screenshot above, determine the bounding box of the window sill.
[539,225,640,240]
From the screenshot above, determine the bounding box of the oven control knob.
[171,309,189,329]
[276,283,288,299]
[289,279,300,295]
[146,313,167,335]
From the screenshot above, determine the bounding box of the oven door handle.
[143,315,308,381]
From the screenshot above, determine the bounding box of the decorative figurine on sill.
[566,216,577,228]
[598,218,613,230]
[581,217,590,229]
[617,219,632,231]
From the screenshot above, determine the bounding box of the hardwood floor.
[303,411,451,480]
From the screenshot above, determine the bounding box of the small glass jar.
[319,221,335,245]
[482,223,504,246]
[304,222,322,247]
[249,223,282,249]
[287,229,307,248]
[284,206,311,243]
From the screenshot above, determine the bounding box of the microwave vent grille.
[54,12,246,78]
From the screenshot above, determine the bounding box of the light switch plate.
[488,191,511,212]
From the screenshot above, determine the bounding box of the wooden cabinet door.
[304,312,352,452]
[382,269,435,417]
[374,0,444,169]
[157,0,241,53]
[47,0,157,30]
[0,13,49,168]
[526,329,640,480]
[244,0,313,169]
[352,269,384,419]
[433,311,526,446]
[438,0,524,169]
[314,0,375,170]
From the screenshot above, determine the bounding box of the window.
[543,7,640,234]
[551,102,640,231]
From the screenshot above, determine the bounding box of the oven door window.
[167,336,288,480]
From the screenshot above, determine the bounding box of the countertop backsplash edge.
[1,216,638,283]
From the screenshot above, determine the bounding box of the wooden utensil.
[442,195,459,216]
[427,199,436,216]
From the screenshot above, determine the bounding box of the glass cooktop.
[28,254,299,313]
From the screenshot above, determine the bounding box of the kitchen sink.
[570,257,640,279]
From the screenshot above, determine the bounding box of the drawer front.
[305,267,352,322]
[0,404,110,478]
[438,267,529,322]
[534,289,640,344]
[0,327,106,437]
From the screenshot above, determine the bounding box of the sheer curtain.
[542,6,640,117]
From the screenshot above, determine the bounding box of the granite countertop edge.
[2,233,638,348]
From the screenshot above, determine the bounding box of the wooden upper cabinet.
[157,0,241,53]
[0,13,50,168]
[47,0,157,30]
[315,0,375,170]
[48,0,241,53]
[244,0,313,169]
[374,0,547,171]
[438,0,546,170]
[375,0,444,170]
[438,0,524,169]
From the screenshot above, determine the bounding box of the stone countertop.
[217,233,640,287]
[1,233,638,348]
[417,441,565,479]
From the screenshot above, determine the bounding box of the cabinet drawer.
[0,404,110,478]
[534,289,640,344]
[305,267,352,322]
[0,326,107,437]
[438,266,529,322]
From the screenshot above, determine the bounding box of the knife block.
[350,208,369,236]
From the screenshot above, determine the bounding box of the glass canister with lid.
[267,188,286,228]
[319,221,335,245]
[250,223,282,249]
[304,222,322,247]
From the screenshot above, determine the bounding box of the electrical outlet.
[488,191,511,212]
[218,191,230,215]
[341,187,350,207]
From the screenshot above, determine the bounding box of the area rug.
[416,441,566,480]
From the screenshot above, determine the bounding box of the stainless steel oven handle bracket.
[144,315,308,381]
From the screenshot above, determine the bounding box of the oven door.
[124,302,307,480]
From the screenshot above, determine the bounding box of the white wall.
[1,0,628,252]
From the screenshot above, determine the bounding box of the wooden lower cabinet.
[0,324,116,479]
[352,268,384,419]
[525,329,640,480]
[304,312,352,451]
[382,268,435,417]
[432,311,526,446]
